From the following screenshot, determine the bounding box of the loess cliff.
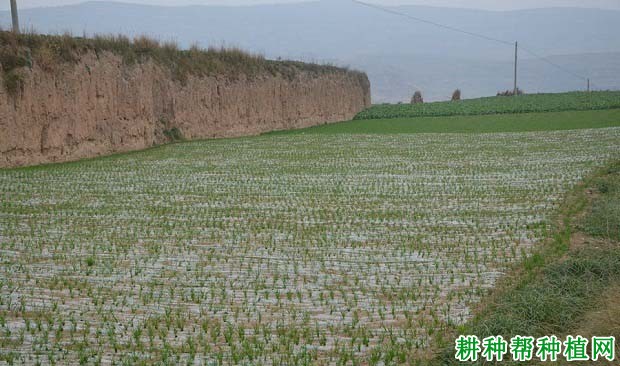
[0,33,370,168]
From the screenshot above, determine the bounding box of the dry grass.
[0,29,367,92]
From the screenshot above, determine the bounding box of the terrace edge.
[432,160,620,364]
[0,36,371,168]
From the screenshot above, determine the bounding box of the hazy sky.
[3,0,620,11]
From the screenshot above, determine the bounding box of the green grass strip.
[434,161,620,365]
[270,109,620,135]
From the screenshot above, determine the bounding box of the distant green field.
[270,109,620,135]
[354,91,620,120]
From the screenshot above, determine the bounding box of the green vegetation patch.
[270,109,620,135]
[2,69,24,96]
[163,127,184,142]
[355,91,620,120]
[435,161,620,365]
[581,162,620,241]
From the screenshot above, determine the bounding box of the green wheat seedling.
[0,127,619,364]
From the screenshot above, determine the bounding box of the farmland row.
[1,128,619,364]
[354,91,620,120]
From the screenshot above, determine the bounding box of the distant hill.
[2,0,619,102]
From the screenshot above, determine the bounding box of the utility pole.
[587,78,590,92]
[10,0,19,33]
[513,41,518,96]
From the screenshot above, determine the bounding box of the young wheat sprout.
[0,128,619,364]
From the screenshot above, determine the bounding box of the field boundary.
[432,160,620,365]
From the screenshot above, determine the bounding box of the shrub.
[133,35,160,55]
[497,88,524,97]
[0,47,29,70]
[3,69,24,96]
[163,127,184,142]
[411,91,423,104]
[33,45,58,72]
[451,89,461,101]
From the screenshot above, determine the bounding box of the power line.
[351,0,513,46]
[520,47,586,80]
[519,45,600,89]
[350,0,596,91]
